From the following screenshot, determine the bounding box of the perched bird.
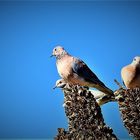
[54,79,116,106]
[121,56,140,88]
[51,46,113,96]
[53,79,106,99]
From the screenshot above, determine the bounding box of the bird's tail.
[96,84,114,96]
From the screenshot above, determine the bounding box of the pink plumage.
[52,46,113,96]
[121,56,140,88]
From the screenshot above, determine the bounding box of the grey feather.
[72,58,106,87]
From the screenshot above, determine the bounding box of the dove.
[121,56,140,88]
[51,46,113,96]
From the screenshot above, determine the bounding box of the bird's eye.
[134,58,136,61]
[54,48,57,51]
[59,81,62,84]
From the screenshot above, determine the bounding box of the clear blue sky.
[0,1,140,139]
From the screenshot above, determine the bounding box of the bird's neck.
[131,62,139,67]
[56,51,69,60]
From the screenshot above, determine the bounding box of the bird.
[51,46,114,96]
[121,56,140,88]
[53,79,106,99]
[54,79,116,106]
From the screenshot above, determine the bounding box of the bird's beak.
[50,54,54,57]
[53,85,57,89]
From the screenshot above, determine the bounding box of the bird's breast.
[56,57,73,79]
[121,65,137,88]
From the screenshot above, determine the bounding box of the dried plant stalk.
[55,85,117,140]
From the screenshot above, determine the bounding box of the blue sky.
[0,1,140,139]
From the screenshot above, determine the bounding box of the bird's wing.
[72,58,106,87]
[135,66,140,76]
[131,66,140,82]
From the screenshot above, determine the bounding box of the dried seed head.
[55,84,117,140]
[117,88,140,139]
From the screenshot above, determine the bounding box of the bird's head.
[132,56,140,66]
[53,79,67,89]
[51,46,67,59]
